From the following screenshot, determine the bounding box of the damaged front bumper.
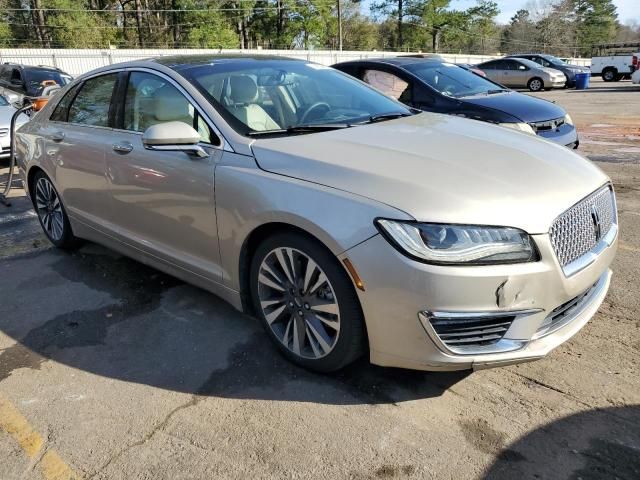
[341,231,617,371]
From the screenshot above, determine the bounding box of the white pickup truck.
[591,51,639,82]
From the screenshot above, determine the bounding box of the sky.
[450,0,637,25]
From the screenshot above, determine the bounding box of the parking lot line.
[0,393,80,480]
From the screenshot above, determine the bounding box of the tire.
[528,77,544,92]
[249,232,365,372]
[30,170,80,249]
[602,68,617,82]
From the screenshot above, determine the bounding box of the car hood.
[251,113,608,234]
[565,64,589,71]
[541,67,564,77]
[461,91,565,123]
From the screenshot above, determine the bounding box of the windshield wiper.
[366,112,413,123]
[247,123,351,137]
[487,89,508,94]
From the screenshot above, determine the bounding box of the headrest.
[228,75,258,104]
[153,86,190,121]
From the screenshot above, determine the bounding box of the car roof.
[2,62,62,71]
[335,57,449,67]
[151,54,304,69]
[481,57,541,68]
[508,53,554,59]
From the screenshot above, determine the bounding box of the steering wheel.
[300,102,331,124]
[441,84,457,97]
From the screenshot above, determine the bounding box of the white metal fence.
[0,48,591,76]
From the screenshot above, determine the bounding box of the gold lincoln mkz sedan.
[16,55,617,372]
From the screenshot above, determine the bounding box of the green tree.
[573,0,618,55]
[501,9,535,54]
[466,0,499,54]
[419,0,452,52]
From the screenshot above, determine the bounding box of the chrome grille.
[549,186,616,267]
[429,315,515,349]
[0,128,8,137]
[529,117,565,133]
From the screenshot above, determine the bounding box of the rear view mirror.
[142,121,209,158]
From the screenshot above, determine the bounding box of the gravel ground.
[0,78,638,480]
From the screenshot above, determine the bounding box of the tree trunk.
[397,0,403,48]
[31,0,52,48]
[276,0,283,46]
[172,0,179,47]
[133,0,144,47]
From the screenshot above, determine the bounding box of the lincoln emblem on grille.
[591,204,602,242]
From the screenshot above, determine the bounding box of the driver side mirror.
[142,121,209,158]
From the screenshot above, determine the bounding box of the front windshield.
[404,62,505,98]
[180,60,411,135]
[543,55,566,65]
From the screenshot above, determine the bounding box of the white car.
[632,68,640,85]
[0,95,29,159]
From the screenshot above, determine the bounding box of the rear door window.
[68,74,117,127]
[481,60,504,70]
[362,69,411,102]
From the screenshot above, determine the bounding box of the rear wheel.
[31,171,79,249]
[250,232,365,372]
[602,68,617,82]
[528,77,544,92]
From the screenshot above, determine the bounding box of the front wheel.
[528,77,544,92]
[31,171,80,249]
[250,232,365,372]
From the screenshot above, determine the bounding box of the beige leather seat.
[152,85,193,126]
[225,76,280,131]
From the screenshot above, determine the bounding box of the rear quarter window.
[50,85,81,122]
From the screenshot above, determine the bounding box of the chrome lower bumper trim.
[532,270,608,339]
[418,308,542,356]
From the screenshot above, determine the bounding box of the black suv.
[506,54,589,88]
[0,63,72,105]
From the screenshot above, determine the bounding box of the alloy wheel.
[34,177,64,241]
[257,247,341,359]
[529,79,542,91]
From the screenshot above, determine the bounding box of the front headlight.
[564,113,574,126]
[498,122,536,135]
[376,220,537,265]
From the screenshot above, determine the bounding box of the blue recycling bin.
[575,72,590,90]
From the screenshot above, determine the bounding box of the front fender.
[215,152,412,290]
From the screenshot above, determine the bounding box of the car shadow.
[482,406,640,479]
[564,85,640,93]
[0,242,470,406]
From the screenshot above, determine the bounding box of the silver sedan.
[0,95,29,159]
[477,57,567,91]
[16,56,617,372]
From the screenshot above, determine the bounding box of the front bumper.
[342,229,616,371]
[535,123,579,149]
[549,79,567,88]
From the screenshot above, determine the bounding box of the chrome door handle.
[50,131,65,142]
[112,142,133,154]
